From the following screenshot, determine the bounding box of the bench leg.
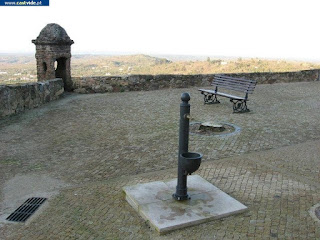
[203,93,220,104]
[230,99,250,113]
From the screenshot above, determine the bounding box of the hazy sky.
[1,0,320,60]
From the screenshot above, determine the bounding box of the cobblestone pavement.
[0,81,320,239]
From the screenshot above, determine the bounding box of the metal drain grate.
[6,197,47,222]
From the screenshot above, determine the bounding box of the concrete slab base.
[123,175,248,235]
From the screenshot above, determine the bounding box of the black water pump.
[173,93,203,201]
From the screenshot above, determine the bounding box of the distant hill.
[1,54,320,84]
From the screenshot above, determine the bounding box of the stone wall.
[0,78,64,119]
[72,69,320,94]
[72,75,211,94]
[227,69,320,84]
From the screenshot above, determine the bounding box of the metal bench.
[198,74,257,113]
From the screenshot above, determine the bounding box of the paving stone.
[124,175,247,234]
[123,181,172,211]
[0,82,320,239]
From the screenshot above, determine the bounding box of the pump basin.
[180,152,202,174]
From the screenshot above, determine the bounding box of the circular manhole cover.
[190,122,240,137]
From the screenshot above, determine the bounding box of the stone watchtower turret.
[32,23,74,91]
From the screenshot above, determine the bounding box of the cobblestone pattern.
[2,156,319,239]
[1,81,320,239]
[1,82,320,186]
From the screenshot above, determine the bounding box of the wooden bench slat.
[212,81,256,90]
[214,81,256,88]
[213,78,257,86]
[212,84,256,92]
[198,89,246,100]
[212,84,254,93]
[214,80,255,87]
[215,74,257,84]
[214,85,254,94]
[211,86,255,94]
[215,76,255,84]
[216,92,246,100]
[213,79,254,86]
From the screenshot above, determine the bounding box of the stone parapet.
[72,69,320,94]
[0,78,64,119]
